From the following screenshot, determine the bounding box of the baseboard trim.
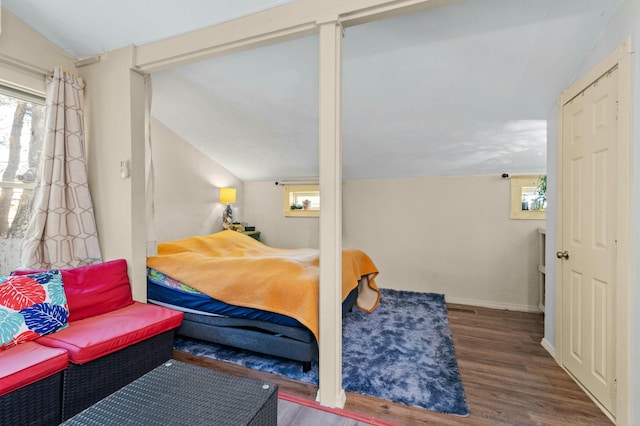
[540,338,556,359]
[445,296,541,313]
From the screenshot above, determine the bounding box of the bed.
[146,230,380,371]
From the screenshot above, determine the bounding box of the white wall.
[0,9,75,275]
[245,174,544,311]
[151,118,243,242]
[544,0,640,422]
[244,181,319,249]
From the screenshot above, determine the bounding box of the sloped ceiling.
[4,0,624,181]
[2,0,295,59]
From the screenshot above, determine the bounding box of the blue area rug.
[174,288,469,416]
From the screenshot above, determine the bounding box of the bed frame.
[172,289,358,372]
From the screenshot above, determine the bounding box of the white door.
[560,67,617,416]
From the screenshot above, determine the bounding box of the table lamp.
[219,187,236,229]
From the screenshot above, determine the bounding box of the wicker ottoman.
[62,360,278,425]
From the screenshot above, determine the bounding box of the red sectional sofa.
[0,259,184,425]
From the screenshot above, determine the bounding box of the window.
[283,185,320,217]
[0,86,45,239]
[510,175,546,220]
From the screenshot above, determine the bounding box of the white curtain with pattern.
[20,67,102,268]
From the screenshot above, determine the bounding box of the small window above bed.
[510,175,546,220]
[283,185,319,217]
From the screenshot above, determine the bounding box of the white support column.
[317,19,345,408]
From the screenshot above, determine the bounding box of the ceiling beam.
[134,0,458,73]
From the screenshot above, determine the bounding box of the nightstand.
[242,230,261,241]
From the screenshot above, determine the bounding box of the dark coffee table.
[61,360,277,425]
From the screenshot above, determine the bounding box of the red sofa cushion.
[36,302,183,364]
[0,341,68,396]
[12,259,133,322]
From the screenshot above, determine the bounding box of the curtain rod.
[274,177,319,186]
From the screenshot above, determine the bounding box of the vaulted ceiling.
[4,0,624,180]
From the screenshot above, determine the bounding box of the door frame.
[555,37,632,424]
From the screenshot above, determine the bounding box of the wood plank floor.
[174,303,613,425]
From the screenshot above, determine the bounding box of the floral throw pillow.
[0,270,69,351]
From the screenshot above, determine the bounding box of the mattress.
[147,268,303,327]
[147,267,359,329]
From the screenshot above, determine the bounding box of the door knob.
[556,250,569,260]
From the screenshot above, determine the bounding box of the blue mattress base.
[177,312,318,364]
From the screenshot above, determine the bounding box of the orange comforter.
[146,230,380,339]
